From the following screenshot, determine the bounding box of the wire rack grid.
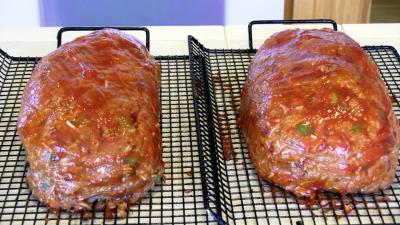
[188,34,400,225]
[0,47,216,224]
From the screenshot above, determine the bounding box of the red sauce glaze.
[17,29,164,212]
[185,168,194,177]
[218,114,234,161]
[240,28,400,197]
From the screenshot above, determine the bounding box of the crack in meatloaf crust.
[240,28,400,197]
[17,29,164,212]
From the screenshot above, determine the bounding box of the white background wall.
[0,0,40,27]
[224,0,284,25]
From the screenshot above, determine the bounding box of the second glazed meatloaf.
[240,28,400,197]
[17,29,163,212]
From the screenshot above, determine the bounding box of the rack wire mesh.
[0,47,215,224]
[188,35,400,225]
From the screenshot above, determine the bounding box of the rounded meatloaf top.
[17,29,163,211]
[240,28,400,196]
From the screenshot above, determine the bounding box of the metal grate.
[189,35,400,225]
[0,48,215,224]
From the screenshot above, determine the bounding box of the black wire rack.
[0,28,215,224]
[188,19,400,225]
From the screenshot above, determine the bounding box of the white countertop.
[0,23,399,57]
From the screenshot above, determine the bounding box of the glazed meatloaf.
[17,29,163,212]
[240,28,400,197]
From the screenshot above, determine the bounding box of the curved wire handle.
[248,19,338,50]
[57,26,150,50]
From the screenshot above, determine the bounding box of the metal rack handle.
[57,26,150,50]
[248,19,338,50]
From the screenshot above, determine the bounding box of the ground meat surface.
[17,29,163,211]
[240,28,400,197]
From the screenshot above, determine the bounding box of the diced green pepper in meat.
[353,123,363,133]
[124,157,137,166]
[154,173,162,184]
[296,122,313,136]
[330,92,339,105]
